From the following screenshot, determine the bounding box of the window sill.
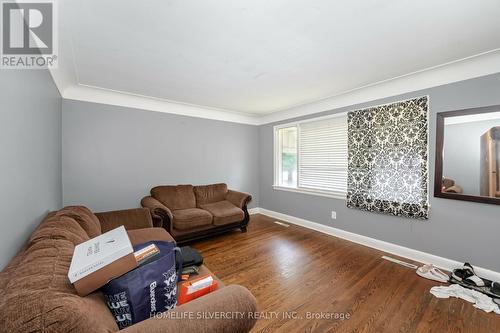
[272,185,346,200]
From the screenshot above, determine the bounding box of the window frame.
[273,112,348,201]
[275,125,299,188]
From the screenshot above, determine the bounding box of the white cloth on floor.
[430,284,500,314]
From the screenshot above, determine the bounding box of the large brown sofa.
[0,206,257,333]
[141,183,252,244]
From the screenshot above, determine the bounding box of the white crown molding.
[50,48,500,126]
[259,49,500,125]
[62,84,261,125]
[253,207,500,283]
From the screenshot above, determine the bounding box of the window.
[274,113,348,199]
[276,127,298,187]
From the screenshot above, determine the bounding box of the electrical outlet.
[331,211,337,219]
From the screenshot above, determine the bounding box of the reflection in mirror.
[442,111,500,198]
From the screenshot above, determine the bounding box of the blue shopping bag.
[101,241,181,329]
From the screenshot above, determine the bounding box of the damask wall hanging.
[346,96,429,219]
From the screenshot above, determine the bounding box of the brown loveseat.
[0,206,257,333]
[141,183,252,244]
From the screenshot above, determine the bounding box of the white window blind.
[298,115,348,195]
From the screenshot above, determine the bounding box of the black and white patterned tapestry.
[346,96,429,219]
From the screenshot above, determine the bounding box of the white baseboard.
[248,207,261,215]
[252,207,500,283]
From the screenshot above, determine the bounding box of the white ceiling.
[53,0,500,123]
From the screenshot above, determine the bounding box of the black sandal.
[451,262,485,287]
[491,282,500,298]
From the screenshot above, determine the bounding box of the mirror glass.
[442,111,500,199]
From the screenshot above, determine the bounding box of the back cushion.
[29,215,90,246]
[151,185,196,210]
[55,206,102,238]
[194,183,228,206]
[0,214,118,333]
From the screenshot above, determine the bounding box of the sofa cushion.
[97,208,154,233]
[151,185,196,210]
[194,183,228,206]
[29,215,90,246]
[172,208,213,230]
[0,221,118,333]
[54,206,102,238]
[127,227,175,246]
[199,200,244,226]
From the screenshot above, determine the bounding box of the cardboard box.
[178,275,218,305]
[68,226,137,296]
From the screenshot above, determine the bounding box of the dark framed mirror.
[435,105,500,205]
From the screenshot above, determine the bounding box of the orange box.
[178,275,218,305]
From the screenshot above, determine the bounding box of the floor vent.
[381,255,418,269]
[274,221,290,227]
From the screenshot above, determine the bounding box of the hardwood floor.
[191,214,500,333]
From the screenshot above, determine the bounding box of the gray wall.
[259,73,500,272]
[5,70,497,273]
[62,100,260,211]
[0,70,62,269]
[443,118,500,196]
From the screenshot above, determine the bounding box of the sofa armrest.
[226,190,252,209]
[121,285,257,333]
[141,196,174,229]
[96,208,154,233]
